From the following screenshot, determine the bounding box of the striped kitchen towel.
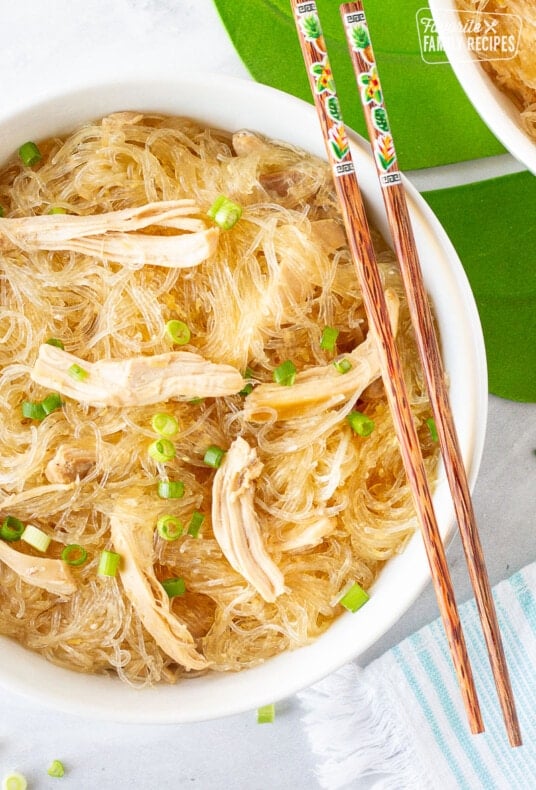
[298,562,536,790]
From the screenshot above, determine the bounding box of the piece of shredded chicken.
[45,445,97,484]
[0,200,219,268]
[0,539,76,595]
[109,504,208,671]
[244,288,399,422]
[211,437,285,603]
[31,344,244,407]
[279,516,336,552]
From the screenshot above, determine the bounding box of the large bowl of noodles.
[428,0,536,175]
[0,74,487,722]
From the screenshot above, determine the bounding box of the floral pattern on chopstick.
[310,56,335,95]
[344,11,398,176]
[296,3,354,175]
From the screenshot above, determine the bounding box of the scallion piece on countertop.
[21,524,51,553]
[157,480,185,499]
[61,544,88,567]
[161,577,186,598]
[47,760,65,778]
[187,510,205,538]
[165,319,191,346]
[45,337,65,349]
[346,410,375,437]
[273,359,296,387]
[148,438,176,463]
[21,400,46,421]
[333,357,352,374]
[1,772,28,790]
[320,325,339,351]
[207,195,242,230]
[156,515,184,541]
[97,549,121,577]
[203,444,226,469]
[257,704,275,724]
[151,412,179,437]
[339,582,370,613]
[18,140,42,167]
[48,206,67,215]
[426,417,439,442]
[0,516,24,542]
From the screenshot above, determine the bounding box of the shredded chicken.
[279,516,336,552]
[45,445,97,484]
[0,540,76,595]
[109,504,208,671]
[31,345,244,407]
[0,201,219,268]
[310,219,347,254]
[244,289,399,422]
[211,437,285,603]
[0,482,74,509]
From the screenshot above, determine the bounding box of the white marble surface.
[0,2,534,788]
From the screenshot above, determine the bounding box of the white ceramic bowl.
[0,74,487,722]
[428,0,536,175]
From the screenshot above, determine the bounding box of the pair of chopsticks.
[290,0,521,746]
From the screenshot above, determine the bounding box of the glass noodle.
[0,113,438,685]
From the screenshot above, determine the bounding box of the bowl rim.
[427,0,536,175]
[0,73,488,722]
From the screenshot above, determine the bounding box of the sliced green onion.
[161,577,186,598]
[61,544,88,567]
[45,337,65,349]
[41,392,63,415]
[320,326,339,351]
[0,516,24,542]
[151,412,179,437]
[1,772,28,790]
[187,397,205,405]
[207,195,242,230]
[21,393,62,420]
[47,760,65,778]
[18,140,42,166]
[426,417,439,443]
[187,510,205,538]
[257,704,275,724]
[239,367,255,396]
[97,549,121,577]
[203,444,226,469]
[157,480,185,499]
[48,206,67,215]
[346,410,375,437]
[273,359,297,387]
[21,524,51,553]
[333,357,353,374]
[68,363,89,381]
[0,206,4,218]
[21,400,46,421]
[339,582,370,613]
[165,319,191,345]
[148,438,176,463]
[156,515,184,541]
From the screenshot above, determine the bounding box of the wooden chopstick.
[339,1,521,747]
[290,0,485,735]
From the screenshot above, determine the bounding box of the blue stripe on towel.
[392,642,468,789]
[410,630,497,790]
